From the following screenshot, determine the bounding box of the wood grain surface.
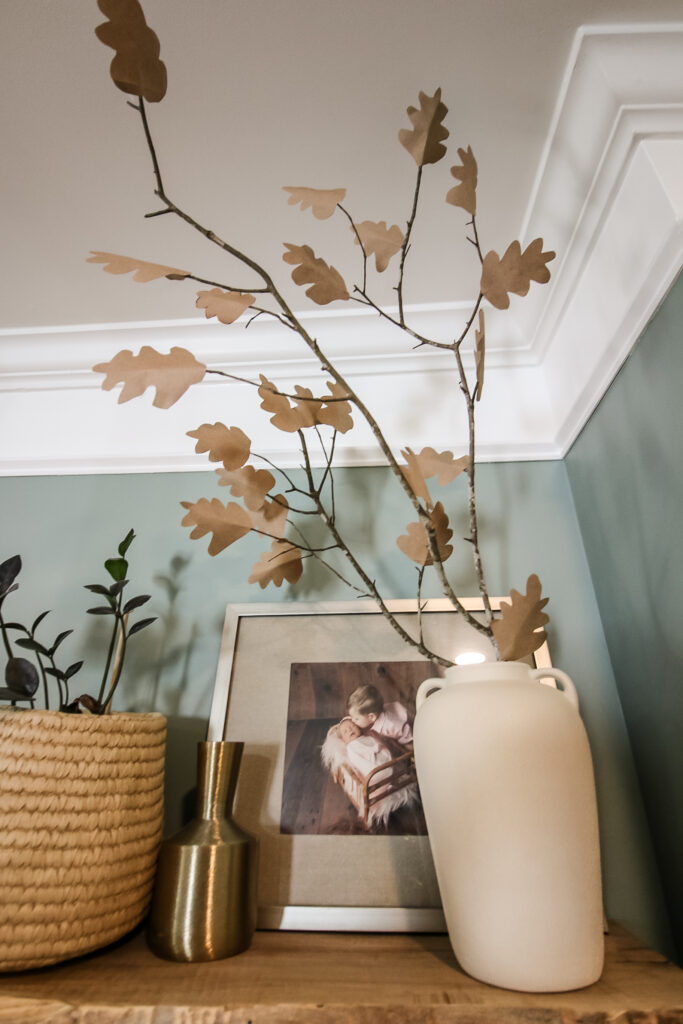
[0,925,681,1018]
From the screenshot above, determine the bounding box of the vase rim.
[443,661,533,679]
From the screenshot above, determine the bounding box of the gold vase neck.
[196,741,243,820]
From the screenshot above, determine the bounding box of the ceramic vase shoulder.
[413,661,604,993]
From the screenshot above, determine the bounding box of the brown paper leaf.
[283,244,350,305]
[180,498,251,557]
[353,221,404,272]
[316,381,354,434]
[283,187,346,220]
[195,289,255,325]
[187,423,250,470]
[400,447,469,504]
[258,375,319,433]
[491,574,550,662]
[480,238,556,310]
[215,465,275,511]
[93,346,206,408]
[87,251,189,282]
[95,0,167,102]
[396,503,453,566]
[398,88,449,167]
[249,539,304,589]
[248,494,289,539]
[475,308,485,402]
[446,146,478,216]
[400,449,432,506]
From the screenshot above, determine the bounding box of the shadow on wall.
[163,715,208,837]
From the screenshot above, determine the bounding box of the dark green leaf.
[31,610,51,633]
[16,637,49,657]
[0,555,21,598]
[5,657,39,697]
[0,686,30,702]
[128,616,157,636]
[3,622,28,632]
[84,583,112,596]
[65,661,84,679]
[0,583,19,608]
[87,606,117,616]
[77,693,100,713]
[108,580,129,596]
[123,594,151,614]
[50,630,73,655]
[105,557,128,582]
[118,529,136,557]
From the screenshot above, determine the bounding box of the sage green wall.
[565,272,683,963]
[0,460,671,955]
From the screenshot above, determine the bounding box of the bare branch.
[338,203,368,294]
[397,165,423,325]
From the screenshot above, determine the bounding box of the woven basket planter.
[0,708,166,971]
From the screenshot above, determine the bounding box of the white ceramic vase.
[413,661,604,993]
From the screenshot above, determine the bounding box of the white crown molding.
[519,26,683,454]
[1,26,682,475]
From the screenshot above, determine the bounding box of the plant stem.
[102,616,128,714]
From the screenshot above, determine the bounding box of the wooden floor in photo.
[0,924,681,1021]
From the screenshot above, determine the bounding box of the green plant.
[0,530,156,714]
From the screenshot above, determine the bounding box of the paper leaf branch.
[397,502,453,566]
[491,574,550,661]
[180,498,251,556]
[195,289,255,324]
[95,0,167,103]
[93,347,206,408]
[353,221,404,272]
[283,187,346,220]
[481,239,555,310]
[401,447,469,507]
[187,423,250,470]
[446,146,477,216]
[249,540,304,588]
[283,244,349,305]
[398,88,449,167]
[88,251,189,282]
[258,376,353,434]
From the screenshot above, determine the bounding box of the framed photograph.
[208,598,552,932]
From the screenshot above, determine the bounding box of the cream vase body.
[413,662,603,993]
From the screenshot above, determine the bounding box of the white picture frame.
[208,598,552,932]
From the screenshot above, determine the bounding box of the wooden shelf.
[0,924,682,1022]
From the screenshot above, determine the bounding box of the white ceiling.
[1,2,683,473]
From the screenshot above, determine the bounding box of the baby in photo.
[329,716,393,781]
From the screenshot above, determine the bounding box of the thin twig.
[338,203,368,294]
[397,165,423,325]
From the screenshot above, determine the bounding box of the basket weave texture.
[0,709,166,971]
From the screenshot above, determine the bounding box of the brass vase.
[147,740,258,961]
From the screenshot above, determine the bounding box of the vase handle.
[415,677,444,712]
[531,667,579,711]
